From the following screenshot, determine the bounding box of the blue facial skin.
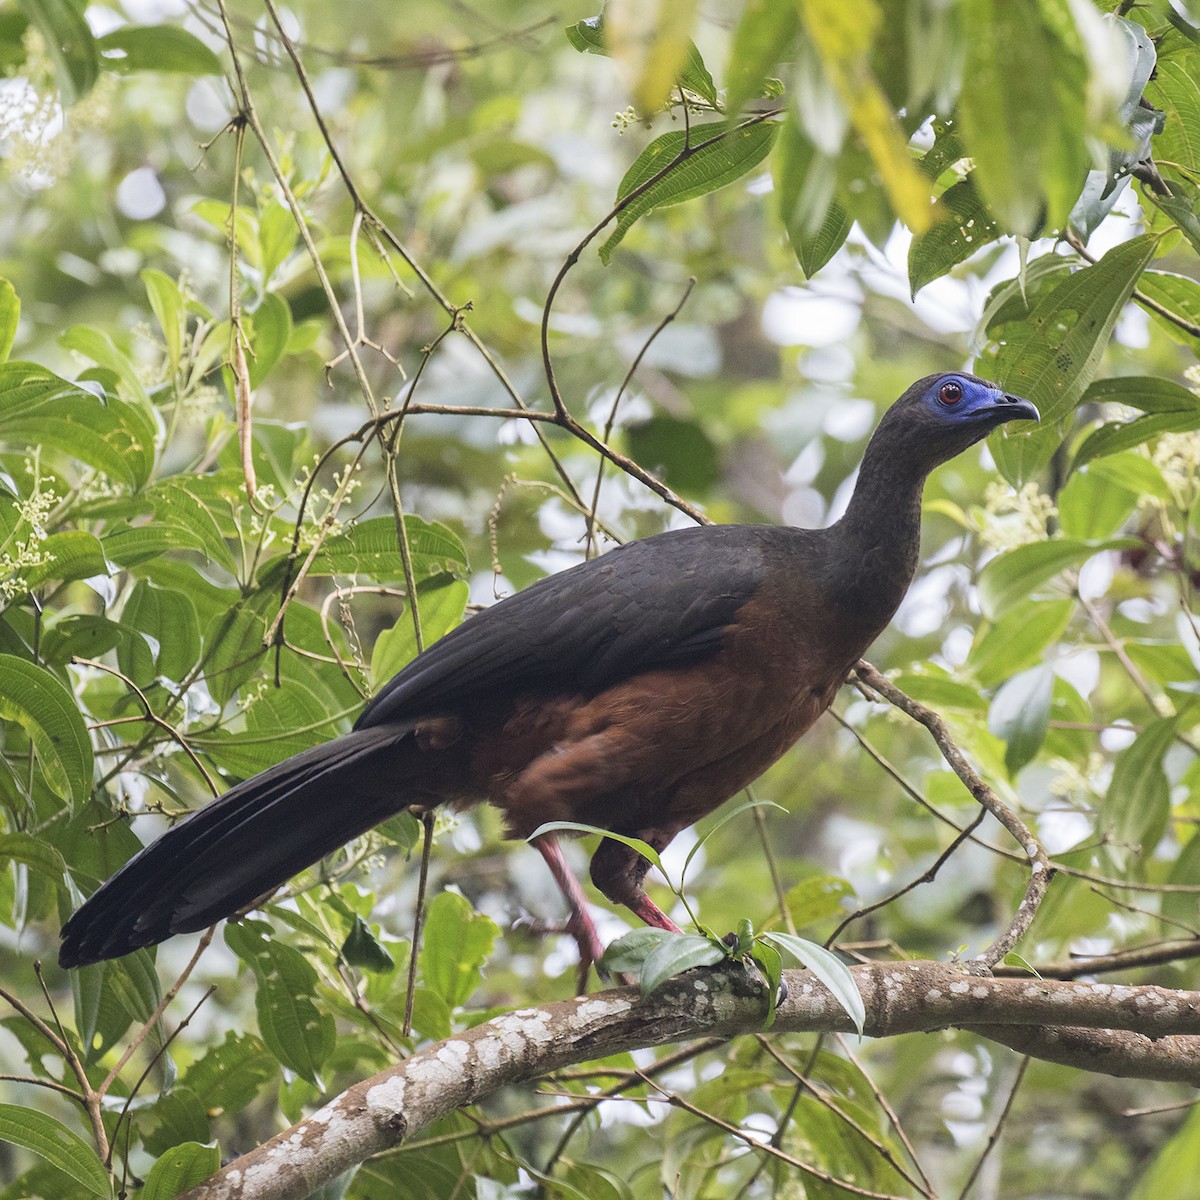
[921,375,1040,426]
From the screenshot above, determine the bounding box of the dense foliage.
[3,0,1200,1196]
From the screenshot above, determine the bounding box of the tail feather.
[59,724,416,968]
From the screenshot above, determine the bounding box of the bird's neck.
[825,434,929,635]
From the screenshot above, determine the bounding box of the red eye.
[938,380,964,406]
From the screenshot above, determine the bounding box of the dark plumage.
[59,373,1037,971]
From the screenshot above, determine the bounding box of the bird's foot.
[625,892,683,934]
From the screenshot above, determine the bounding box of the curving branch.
[182,960,1200,1200]
[854,661,1053,969]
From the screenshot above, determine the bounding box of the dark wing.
[355,524,782,729]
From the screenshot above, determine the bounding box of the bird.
[59,373,1037,973]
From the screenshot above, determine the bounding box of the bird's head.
[874,372,1039,472]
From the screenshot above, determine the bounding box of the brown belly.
[469,628,847,845]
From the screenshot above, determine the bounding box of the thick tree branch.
[183,960,1200,1200]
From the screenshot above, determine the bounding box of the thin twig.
[403,810,436,1037]
[826,807,987,949]
[71,657,219,797]
[836,1034,934,1195]
[853,662,1053,971]
[99,927,216,1099]
[957,1056,1030,1200]
[641,1074,912,1200]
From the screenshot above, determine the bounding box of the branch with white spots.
[182,960,1200,1200]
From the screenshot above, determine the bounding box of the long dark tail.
[59,724,417,968]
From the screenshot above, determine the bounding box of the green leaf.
[1057,465,1139,540]
[987,664,1053,775]
[1101,717,1177,867]
[97,25,221,75]
[224,922,335,1086]
[140,1090,208,1158]
[0,655,92,804]
[341,914,395,973]
[777,115,851,277]
[1131,1106,1200,1200]
[21,531,108,590]
[204,605,266,706]
[0,362,150,487]
[749,939,783,1027]
[1072,376,1200,468]
[183,1032,276,1114]
[969,598,1075,688]
[418,890,498,1007]
[725,0,797,117]
[19,0,99,102]
[977,538,1134,620]
[257,202,298,284]
[1137,271,1200,345]
[600,927,676,975]
[760,932,865,1034]
[141,1142,220,1200]
[565,15,606,54]
[279,516,467,583]
[0,278,18,363]
[142,269,184,375]
[599,121,778,264]
[985,235,1159,485]
[958,0,1089,234]
[1147,54,1200,174]
[0,832,67,893]
[0,1104,111,1197]
[246,293,292,389]
[781,875,855,927]
[369,579,469,688]
[528,822,667,877]
[908,179,1001,295]
[119,582,201,683]
[638,933,726,996]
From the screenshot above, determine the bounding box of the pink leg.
[534,835,607,985]
[626,891,684,934]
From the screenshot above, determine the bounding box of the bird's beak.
[991,391,1039,423]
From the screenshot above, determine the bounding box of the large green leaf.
[908,178,1001,295]
[225,921,335,1086]
[18,0,98,102]
[418,890,499,1008]
[958,0,1089,234]
[0,362,152,487]
[0,655,92,804]
[1101,717,1178,869]
[977,538,1137,619]
[370,578,469,687]
[984,234,1158,484]
[987,663,1053,775]
[0,278,17,363]
[20,531,108,590]
[0,1104,111,1197]
[269,516,467,583]
[760,931,865,1034]
[141,1142,221,1200]
[1072,375,1200,468]
[599,120,778,263]
[725,0,797,117]
[97,24,222,75]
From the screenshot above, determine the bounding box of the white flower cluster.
[0,482,59,600]
[979,480,1057,551]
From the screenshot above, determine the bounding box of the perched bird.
[59,373,1037,972]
